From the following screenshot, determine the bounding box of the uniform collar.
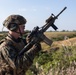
[7,33,21,43]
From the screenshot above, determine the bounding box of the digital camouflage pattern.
[0,34,41,75]
[3,15,27,28]
[3,15,27,31]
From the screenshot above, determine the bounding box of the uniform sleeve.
[26,43,41,60]
[0,45,16,75]
[20,43,41,72]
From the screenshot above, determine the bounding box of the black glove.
[25,42,41,60]
[34,43,41,51]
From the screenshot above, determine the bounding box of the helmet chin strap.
[14,28,25,43]
[19,27,23,37]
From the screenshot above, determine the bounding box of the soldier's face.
[17,24,25,34]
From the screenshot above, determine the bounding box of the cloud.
[18,8,37,12]
[45,7,50,11]
[18,8,27,12]
[32,8,37,12]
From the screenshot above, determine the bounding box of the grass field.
[41,31,76,51]
[0,31,76,39]
[1,31,76,75]
[26,31,76,75]
[44,31,76,39]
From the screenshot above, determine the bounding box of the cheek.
[20,27,25,33]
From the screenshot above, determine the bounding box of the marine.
[0,14,41,75]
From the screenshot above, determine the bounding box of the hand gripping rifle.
[18,7,67,56]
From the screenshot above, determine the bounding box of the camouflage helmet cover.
[3,14,27,30]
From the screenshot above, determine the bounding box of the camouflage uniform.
[0,34,41,75]
[0,14,41,75]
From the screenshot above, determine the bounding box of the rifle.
[18,7,67,56]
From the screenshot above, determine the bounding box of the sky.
[0,0,76,31]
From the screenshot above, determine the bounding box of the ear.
[8,23,18,31]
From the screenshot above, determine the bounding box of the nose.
[22,24,25,28]
[23,25,25,28]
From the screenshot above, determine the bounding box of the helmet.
[3,14,27,31]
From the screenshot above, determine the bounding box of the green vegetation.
[26,31,76,75]
[26,46,76,75]
[0,31,76,75]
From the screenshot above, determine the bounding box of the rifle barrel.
[56,7,67,18]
